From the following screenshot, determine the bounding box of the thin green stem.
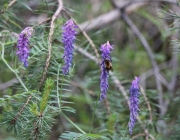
[57,65,61,109]
[89,93,100,133]
[14,53,17,69]
[121,121,129,140]
[54,60,85,134]
[61,111,86,134]
[14,71,28,91]
[0,42,28,92]
[60,74,64,107]
[59,73,85,134]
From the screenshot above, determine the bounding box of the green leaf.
[17,1,33,12]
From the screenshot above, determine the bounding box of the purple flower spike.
[16,27,34,67]
[129,77,140,134]
[100,41,113,100]
[62,19,77,75]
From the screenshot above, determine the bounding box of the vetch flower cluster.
[16,27,34,67]
[129,77,140,134]
[100,41,113,100]
[62,19,78,75]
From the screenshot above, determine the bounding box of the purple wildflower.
[100,41,113,100]
[16,27,34,67]
[129,77,140,134]
[62,19,77,75]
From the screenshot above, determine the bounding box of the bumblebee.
[104,59,113,72]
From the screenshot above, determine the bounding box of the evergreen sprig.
[40,78,54,115]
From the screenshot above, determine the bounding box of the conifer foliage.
[0,0,179,140]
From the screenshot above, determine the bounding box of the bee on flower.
[100,41,113,100]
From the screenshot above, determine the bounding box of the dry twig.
[0,78,18,90]
[40,0,63,87]
[132,133,146,140]
[33,17,51,28]
[11,95,32,123]
[75,20,101,64]
[79,1,147,32]
[79,0,177,32]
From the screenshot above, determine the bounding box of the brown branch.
[0,78,18,90]
[109,72,129,105]
[79,0,178,32]
[74,45,97,62]
[11,95,32,123]
[40,0,63,87]
[75,19,101,64]
[32,17,51,28]
[79,2,147,32]
[111,0,178,8]
[132,133,146,140]
[78,28,101,64]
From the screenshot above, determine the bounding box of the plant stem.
[0,42,28,92]
[61,111,86,134]
[121,123,128,140]
[57,68,85,134]
[89,93,99,133]
[60,74,64,108]
[56,65,61,109]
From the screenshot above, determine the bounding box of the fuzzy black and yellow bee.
[104,59,113,72]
